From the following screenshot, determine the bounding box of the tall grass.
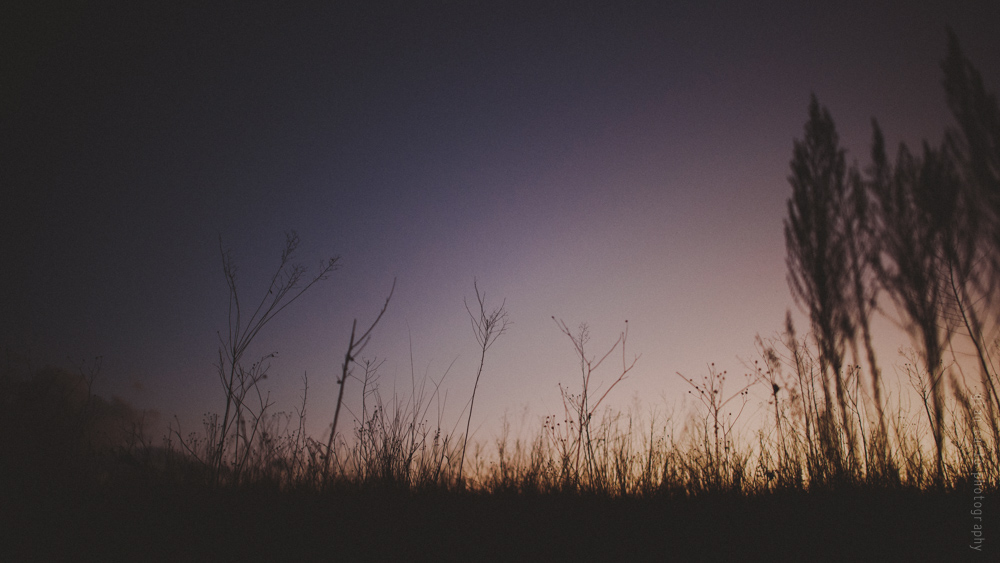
[6,315,996,498]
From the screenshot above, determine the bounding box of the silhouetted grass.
[2,331,998,560]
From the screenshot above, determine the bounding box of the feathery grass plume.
[785,95,860,477]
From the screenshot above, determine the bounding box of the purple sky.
[4,1,1000,442]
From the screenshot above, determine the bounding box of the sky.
[4,1,1000,444]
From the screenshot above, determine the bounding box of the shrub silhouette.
[0,362,154,484]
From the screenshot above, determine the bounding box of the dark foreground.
[2,474,995,562]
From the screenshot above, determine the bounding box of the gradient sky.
[4,1,1000,443]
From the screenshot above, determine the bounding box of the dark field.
[3,467,992,562]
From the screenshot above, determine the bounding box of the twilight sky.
[4,1,1000,442]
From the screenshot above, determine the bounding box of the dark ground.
[2,471,995,562]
